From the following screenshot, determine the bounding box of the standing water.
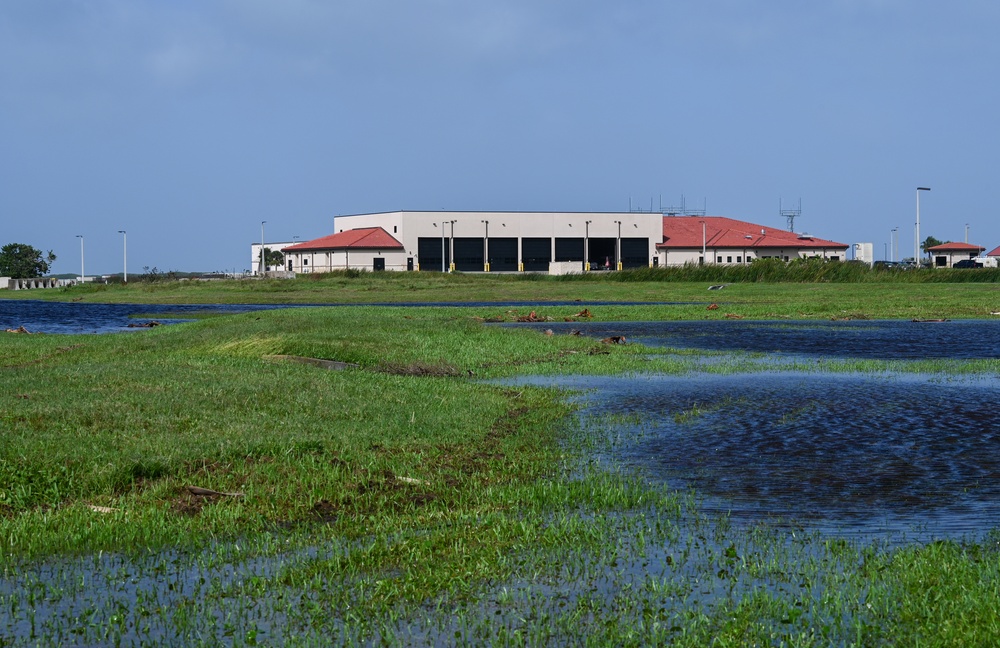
[506,319,1000,541]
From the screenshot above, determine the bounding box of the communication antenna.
[780,198,802,232]
[663,195,707,216]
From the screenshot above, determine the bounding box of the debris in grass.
[395,476,428,485]
[310,499,339,523]
[708,284,727,290]
[4,326,31,334]
[87,505,120,514]
[266,355,359,371]
[725,313,744,319]
[573,308,593,318]
[515,310,555,322]
[126,321,162,328]
[706,304,719,311]
[601,336,626,344]
[545,329,554,336]
[377,361,462,377]
[570,329,582,336]
[186,485,245,498]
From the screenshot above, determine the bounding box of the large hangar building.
[280,210,847,273]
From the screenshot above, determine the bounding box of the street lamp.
[585,220,592,271]
[439,223,446,273]
[481,220,490,272]
[260,220,267,274]
[75,235,84,282]
[448,220,457,272]
[965,223,970,243]
[916,187,930,266]
[891,227,898,262]
[613,220,622,270]
[118,230,127,283]
[700,220,707,265]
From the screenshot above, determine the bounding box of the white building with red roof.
[658,216,847,266]
[926,242,986,268]
[282,227,406,272]
[277,211,848,273]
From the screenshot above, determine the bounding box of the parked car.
[953,259,983,269]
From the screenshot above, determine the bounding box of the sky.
[2,1,998,274]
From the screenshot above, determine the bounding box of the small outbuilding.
[925,242,986,268]
[281,227,406,272]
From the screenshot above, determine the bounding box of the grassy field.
[2,276,1000,644]
[5,269,1000,321]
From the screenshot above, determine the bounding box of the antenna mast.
[780,198,802,232]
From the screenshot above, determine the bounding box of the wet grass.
[2,304,1000,643]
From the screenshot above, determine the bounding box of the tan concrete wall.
[336,211,662,270]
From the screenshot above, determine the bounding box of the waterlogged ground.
[3,319,1000,644]
[506,319,1000,360]
[519,372,1000,542]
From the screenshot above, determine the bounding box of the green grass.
[2,290,1000,644]
[5,266,1000,318]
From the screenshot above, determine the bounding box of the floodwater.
[0,299,690,334]
[506,319,1000,541]
[0,300,277,334]
[505,319,1000,359]
[527,372,1000,541]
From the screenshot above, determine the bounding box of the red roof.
[926,242,985,252]
[657,216,847,250]
[282,228,403,252]
[987,246,1000,257]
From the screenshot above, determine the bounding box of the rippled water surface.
[504,319,1000,540]
[527,372,1000,541]
[507,319,1000,359]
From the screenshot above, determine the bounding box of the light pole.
[916,187,930,266]
[613,220,622,270]
[118,230,127,283]
[891,227,898,262]
[481,220,490,272]
[585,220,592,271]
[448,220,456,272]
[700,220,707,264]
[260,220,267,274]
[76,235,84,282]
[440,223,446,273]
[965,223,969,243]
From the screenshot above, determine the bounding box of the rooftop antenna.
[780,198,802,232]
[663,195,706,217]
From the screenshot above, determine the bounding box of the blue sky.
[2,1,997,274]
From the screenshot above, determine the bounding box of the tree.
[0,243,56,278]
[921,236,945,263]
[263,247,285,271]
